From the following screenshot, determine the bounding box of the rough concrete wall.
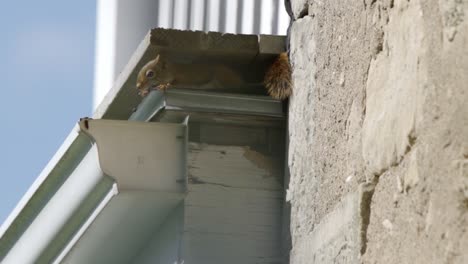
[287,0,468,263]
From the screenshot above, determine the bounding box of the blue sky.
[0,1,96,223]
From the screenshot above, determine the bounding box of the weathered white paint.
[116,142,285,264]
[181,143,283,263]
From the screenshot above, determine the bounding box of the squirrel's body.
[136,53,293,100]
[136,55,243,97]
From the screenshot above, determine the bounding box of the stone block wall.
[286,0,468,263]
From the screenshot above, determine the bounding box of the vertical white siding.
[277,0,290,35]
[224,0,238,33]
[157,0,173,28]
[190,0,205,31]
[241,0,255,33]
[207,0,221,32]
[93,0,290,109]
[173,0,189,30]
[260,0,274,34]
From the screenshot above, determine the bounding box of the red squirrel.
[136,52,292,100]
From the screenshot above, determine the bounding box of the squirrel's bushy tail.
[264,52,292,100]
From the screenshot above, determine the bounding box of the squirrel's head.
[136,55,165,97]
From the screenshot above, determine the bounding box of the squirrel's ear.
[145,55,159,69]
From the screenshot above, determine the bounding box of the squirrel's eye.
[145,70,155,78]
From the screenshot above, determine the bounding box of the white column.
[93,0,117,110]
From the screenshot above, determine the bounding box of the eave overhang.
[0,28,285,264]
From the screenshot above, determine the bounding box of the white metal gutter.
[0,91,176,264]
[0,28,166,246]
[1,145,104,263]
[0,124,84,240]
[52,182,118,264]
[0,30,164,262]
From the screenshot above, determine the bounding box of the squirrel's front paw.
[156,83,171,91]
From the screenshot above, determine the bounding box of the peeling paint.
[242,146,276,178]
